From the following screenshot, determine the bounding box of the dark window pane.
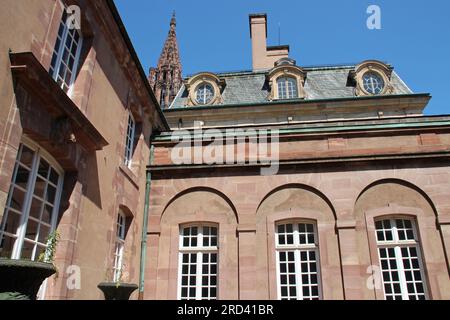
[9,187,26,212]
[38,159,50,178]
[15,166,30,190]
[289,287,296,297]
[20,146,34,168]
[300,251,307,260]
[377,231,384,241]
[303,286,310,297]
[286,224,293,233]
[25,219,39,240]
[286,235,293,245]
[385,231,393,241]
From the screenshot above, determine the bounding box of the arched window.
[277,77,298,99]
[0,142,64,260]
[113,210,127,282]
[178,224,218,300]
[275,221,322,300]
[375,218,428,300]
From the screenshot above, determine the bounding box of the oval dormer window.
[362,72,385,95]
[195,83,215,105]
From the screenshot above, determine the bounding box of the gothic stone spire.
[149,12,183,109]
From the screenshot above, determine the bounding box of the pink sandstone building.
[0,2,449,300]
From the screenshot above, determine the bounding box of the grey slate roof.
[170,65,413,109]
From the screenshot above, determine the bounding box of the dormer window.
[352,60,394,96]
[186,73,225,106]
[195,83,215,105]
[362,72,385,95]
[268,58,306,101]
[277,77,298,99]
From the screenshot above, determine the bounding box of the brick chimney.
[249,13,289,71]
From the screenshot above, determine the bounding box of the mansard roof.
[169,63,413,109]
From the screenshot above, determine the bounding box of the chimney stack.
[249,13,290,71]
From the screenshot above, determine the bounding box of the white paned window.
[49,9,83,94]
[277,77,298,99]
[0,142,63,260]
[275,222,322,300]
[376,218,428,300]
[124,113,136,168]
[112,211,126,282]
[178,224,218,300]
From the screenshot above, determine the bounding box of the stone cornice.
[10,52,108,152]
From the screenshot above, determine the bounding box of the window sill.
[119,163,139,190]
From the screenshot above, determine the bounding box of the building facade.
[0,0,167,300]
[0,2,449,301]
[143,14,450,300]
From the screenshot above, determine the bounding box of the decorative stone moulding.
[267,58,307,101]
[185,72,225,106]
[352,60,394,97]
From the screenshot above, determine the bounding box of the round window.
[362,72,385,95]
[195,83,215,105]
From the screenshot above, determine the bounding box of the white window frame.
[275,220,322,300]
[375,217,429,300]
[0,137,64,261]
[277,77,298,99]
[50,8,83,96]
[112,210,126,282]
[124,113,136,168]
[177,223,219,300]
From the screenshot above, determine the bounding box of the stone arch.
[257,183,337,221]
[355,178,438,218]
[255,184,343,300]
[161,186,238,225]
[155,186,238,300]
[354,178,449,300]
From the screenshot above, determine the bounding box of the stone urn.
[97,282,138,300]
[0,258,56,300]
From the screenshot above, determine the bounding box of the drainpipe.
[138,144,155,300]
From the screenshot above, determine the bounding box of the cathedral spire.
[149,12,183,109]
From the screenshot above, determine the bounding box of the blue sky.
[114,0,450,115]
